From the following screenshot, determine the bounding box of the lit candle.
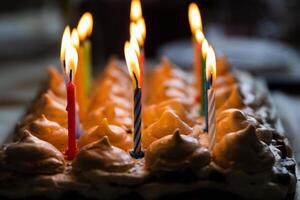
[60,26,71,83]
[200,39,209,116]
[65,45,78,160]
[204,46,217,150]
[124,41,144,159]
[70,28,82,138]
[188,3,203,103]
[77,12,93,120]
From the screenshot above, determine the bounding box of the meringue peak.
[146,132,210,171]
[78,119,132,151]
[98,136,112,148]
[213,124,275,174]
[172,129,182,143]
[142,110,193,148]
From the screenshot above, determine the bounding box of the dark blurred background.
[1,0,300,62]
[1,0,300,86]
[1,0,300,145]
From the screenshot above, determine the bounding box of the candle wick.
[69,69,73,82]
[133,72,139,87]
[210,73,213,86]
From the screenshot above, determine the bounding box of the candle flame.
[188,3,202,35]
[77,12,93,41]
[130,22,144,46]
[124,41,140,87]
[60,26,71,61]
[195,29,204,43]
[137,17,146,41]
[65,45,78,78]
[202,39,209,59]
[71,28,80,50]
[130,35,140,56]
[130,0,142,22]
[206,46,217,81]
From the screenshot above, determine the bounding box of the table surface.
[0,57,299,199]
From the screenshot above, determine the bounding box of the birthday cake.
[0,57,296,200]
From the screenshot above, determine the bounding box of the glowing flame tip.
[188,3,202,35]
[77,12,93,41]
[60,26,71,61]
[130,0,142,21]
[124,41,140,86]
[65,45,78,78]
[206,46,217,81]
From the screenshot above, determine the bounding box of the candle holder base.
[130,150,144,159]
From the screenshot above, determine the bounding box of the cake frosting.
[78,118,132,151]
[143,98,195,128]
[151,57,187,81]
[216,56,230,76]
[89,92,132,112]
[22,91,68,128]
[147,58,191,105]
[84,102,132,130]
[73,136,134,173]
[214,73,237,90]
[94,79,131,101]
[0,58,295,200]
[216,108,258,142]
[47,67,66,98]
[217,85,246,112]
[146,130,210,172]
[24,114,68,152]
[216,108,277,146]
[100,59,130,84]
[0,130,65,174]
[215,84,236,108]
[213,125,275,174]
[142,110,193,148]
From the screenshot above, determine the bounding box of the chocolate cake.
[0,58,296,200]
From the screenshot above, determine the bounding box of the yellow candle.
[77,12,93,96]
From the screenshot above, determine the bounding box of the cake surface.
[0,58,296,200]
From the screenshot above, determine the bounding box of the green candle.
[199,39,209,116]
[200,52,206,116]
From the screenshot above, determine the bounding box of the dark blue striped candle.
[130,72,144,159]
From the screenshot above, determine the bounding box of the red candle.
[64,45,78,160]
[194,40,201,103]
[66,71,77,160]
